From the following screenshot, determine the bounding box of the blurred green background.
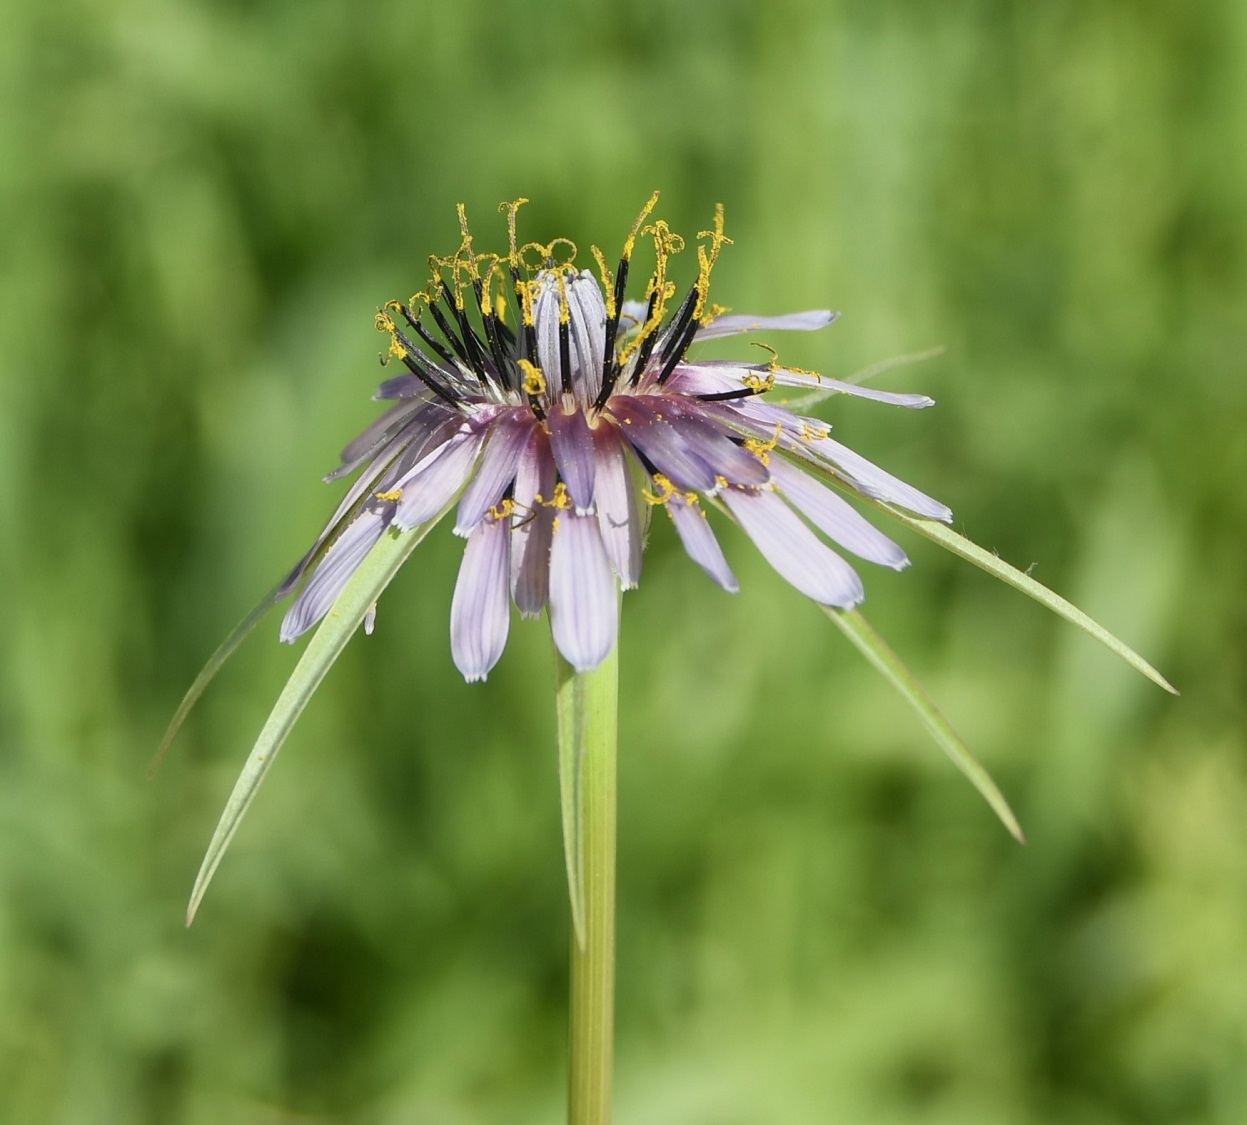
[2,0,1244,1121]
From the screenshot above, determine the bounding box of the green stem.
[556,644,619,1125]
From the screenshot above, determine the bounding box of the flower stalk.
[556,639,619,1125]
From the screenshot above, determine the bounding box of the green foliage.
[1,0,1243,1121]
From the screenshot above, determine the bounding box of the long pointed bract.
[825,607,1026,843]
[150,580,286,778]
[883,510,1178,695]
[185,513,448,925]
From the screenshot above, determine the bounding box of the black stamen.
[655,285,703,385]
[390,328,464,408]
[657,285,699,365]
[446,292,494,385]
[558,317,572,398]
[695,387,762,402]
[594,256,631,410]
[426,298,475,370]
[398,304,461,373]
[475,279,518,391]
[626,289,661,387]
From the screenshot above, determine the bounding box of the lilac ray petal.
[392,429,485,531]
[720,487,864,607]
[663,363,745,396]
[695,397,949,521]
[547,403,598,513]
[642,397,771,486]
[549,511,618,671]
[766,370,933,408]
[533,270,606,404]
[805,436,953,522]
[278,442,412,599]
[567,271,608,406]
[618,299,648,331]
[667,494,738,592]
[280,504,392,642]
[454,413,535,535]
[607,396,718,492]
[327,399,434,482]
[374,373,430,401]
[694,310,839,342]
[449,515,512,682]
[768,457,909,570]
[511,427,556,617]
[593,425,643,588]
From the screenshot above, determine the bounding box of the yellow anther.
[375,489,402,502]
[693,202,732,319]
[591,245,616,320]
[699,302,729,327]
[454,204,480,281]
[499,198,529,268]
[742,370,776,394]
[487,498,516,522]
[643,474,677,506]
[477,254,503,317]
[374,310,395,334]
[547,238,578,267]
[517,358,546,396]
[544,482,573,510]
[388,335,408,361]
[623,191,660,261]
[743,422,784,464]
[520,241,551,271]
[800,423,829,442]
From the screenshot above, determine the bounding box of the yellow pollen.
[700,302,729,327]
[590,245,616,320]
[742,370,777,394]
[517,358,546,396]
[623,191,660,261]
[692,202,732,319]
[643,474,677,506]
[375,489,402,502]
[487,498,516,522]
[545,482,573,511]
[743,422,784,464]
[499,198,529,268]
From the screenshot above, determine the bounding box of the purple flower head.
[278,196,951,681]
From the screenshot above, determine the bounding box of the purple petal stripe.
[607,396,717,492]
[454,413,534,535]
[547,403,598,513]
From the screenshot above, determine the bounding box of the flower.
[276,195,951,681]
